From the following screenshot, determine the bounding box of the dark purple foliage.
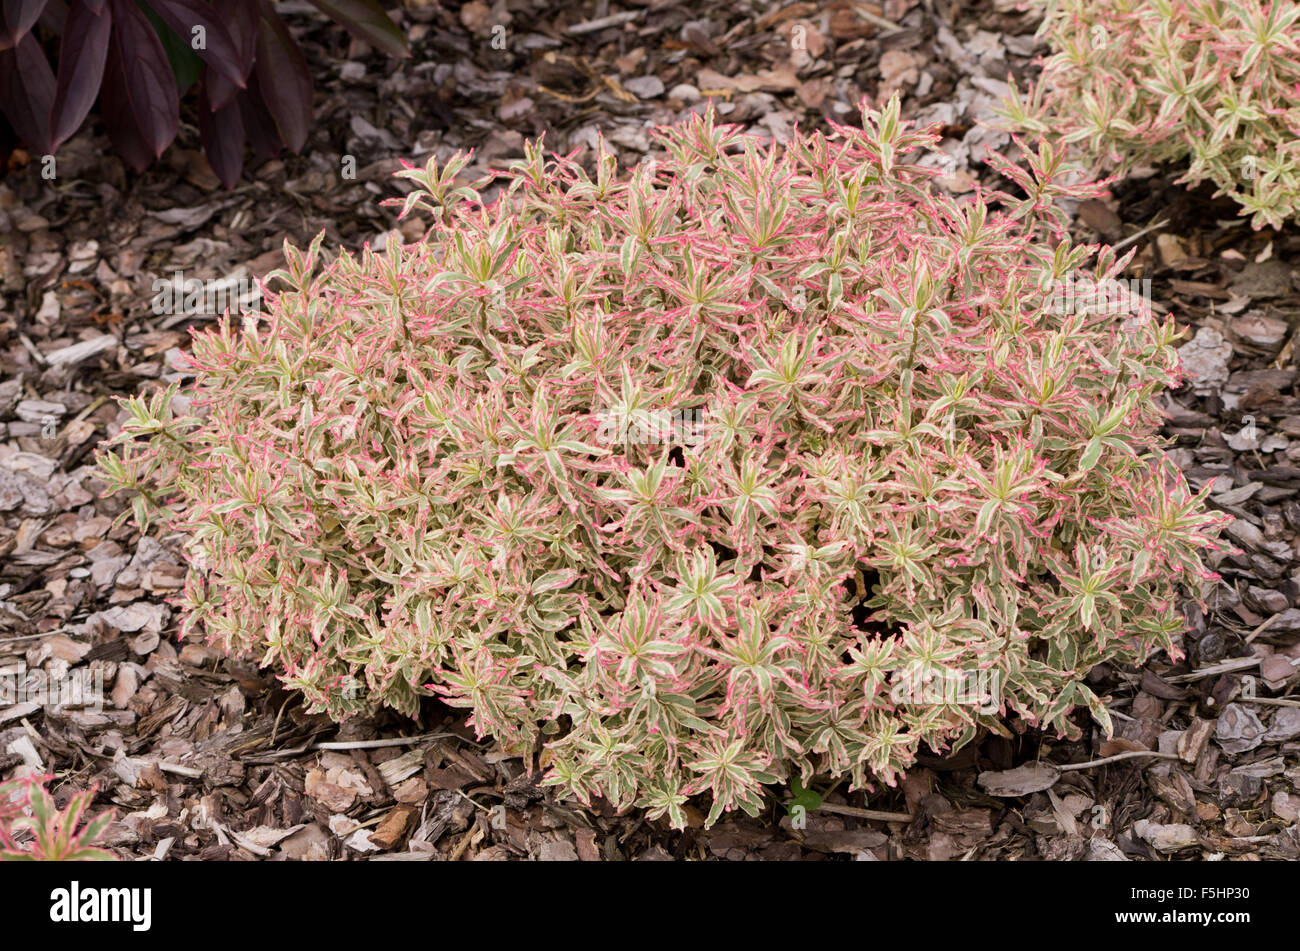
[0,0,407,185]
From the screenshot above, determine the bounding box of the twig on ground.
[1236,696,1300,709]
[1245,613,1278,644]
[449,824,483,861]
[0,631,65,645]
[1055,750,1181,772]
[1111,216,1170,253]
[817,802,914,823]
[565,11,642,34]
[311,732,467,751]
[1166,656,1260,683]
[244,731,475,762]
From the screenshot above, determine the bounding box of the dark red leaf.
[49,0,111,148]
[306,0,406,58]
[82,0,102,11]
[37,0,66,32]
[205,73,234,112]
[107,0,178,157]
[148,0,245,91]
[205,0,257,110]
[99,39,153,170]
[228,0,257,70]
[237,85,281,161]
[0,0,46,49]
[253,0,310,153]
[0,30,54,152]
[198,78,243,187]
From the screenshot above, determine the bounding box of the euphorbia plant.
[97,98,1227,827]
[0,0,407,187]
[0,774,115,861]
[998,0,1300,229]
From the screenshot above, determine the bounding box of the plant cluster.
[0,0,406,186]
[0,774,115,861]
[98,100,1227,827]
[999,0,1300,229]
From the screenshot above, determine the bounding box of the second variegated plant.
[999,0,1300,229]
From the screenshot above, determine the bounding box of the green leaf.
[788,776,823,812]
[140,2,204,92]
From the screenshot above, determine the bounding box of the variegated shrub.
[999,0,1300,229]
[0,775,115,861]
[97,99,1227,827]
